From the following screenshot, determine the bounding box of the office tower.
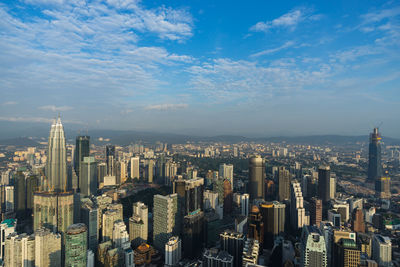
[130,157,140,179]
[112,220,130,249]
[65,223,88,267]
[26,175,39,212]
[223,179,233,214]
[46,117,67,192]
[278,166,290,201]
[242,239,260,266]
[248,156,265,200]
[35,228,62,267]
[74,136,90,182]
[81,200,98,252]
[260,201,285,248]
[372,235,391,267]
[333,202,350,222]
[265,179,276,200]
[204,190,219,211]
[102,208,123,242]
[318,166,332,203]
[98,163,107,185]
[310,198,322,226]
[233,193,249,217]
[219,163,234,189]
[4,233,35,267]
[336,239,360,267]
[153,194,179,252]
[352,208,365,233]
[165,236,182,266]
[80,156,97,196]
[328,209,341,227]
[14,171,26,216]
[106,145,115,175]
[368,128,383,181]
[129,202,148,247]
[146,160,154,183]
[183,210,205,259]
[300,226,327,267]
[202,248,234,267]
[173,178,204,215]
[220,230,245,267]
[248,205,264,244]
[0,218,16,260]
[329,174,336,199]
[332,229,356,266]
[290,181,307,230]
[5,186,14,212]
[375,177,391,199]
[33,191,74,234]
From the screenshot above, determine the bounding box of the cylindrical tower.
[65,223,88,267]
[248,156,265,200]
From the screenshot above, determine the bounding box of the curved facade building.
[65,223,88,267]
[248,156,265,200]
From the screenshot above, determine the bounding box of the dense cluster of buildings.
[0,119,398,267]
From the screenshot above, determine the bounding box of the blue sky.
[0,0,399,137]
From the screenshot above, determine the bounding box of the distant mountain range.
[1,121,399,146]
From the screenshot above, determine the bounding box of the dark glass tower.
[368,128,383,181]
[248,156,265,200]
[74,136,90,179]
[318,165,331,203]
[105,145,115,175]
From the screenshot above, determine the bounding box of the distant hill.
[0,121,399,146]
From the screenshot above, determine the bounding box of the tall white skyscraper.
[4,233,35,267]
[291,181,308,230]
[165,236,181,266]
[46,117,67,191]
[372,235,392,267]
[130,157,140,179]
[112,220,130,249]
[129,202,148,246]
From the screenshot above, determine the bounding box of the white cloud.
[38,105,73,112]
[250,8,318,32]
[3,101,17,105]
[0,116,53,123]
[145,103,188,110]
[251,41,295,57]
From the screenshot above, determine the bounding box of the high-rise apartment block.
[278,166,290,201]
[153,194,179,252]
[165,236,182,266]
[300,226,327,267]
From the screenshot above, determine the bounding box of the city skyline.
[1,0,400,137]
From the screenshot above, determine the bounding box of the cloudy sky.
[0,0,399,137]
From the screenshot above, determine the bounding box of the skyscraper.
[318,166,331,203]
[33,191,74,234]
[223,179,233,214]
[0,218,16,261]
[310,198,322,227]
[336,239,360,267]
[130,157,140,179]
[65,223,88,267]
[74,136,90,182]
[81,200,98,252]
[14,171,26,216]
[4,232,35,267]
[278,166,290,201]
[300,226,327,267]
[80,156,97,196]
[165,236,182,266]
[220,230,245,267]
[351,208,365,233]
[248,156,265,200]
[372,235,392,267]
[129,202,148,247]
[248,205,264,244]
[291,181,307,230]
[260,201,285,249]
[219,163,234,189]
[375,176,391,199]
[106,145,115,176]
[153,194,179,252]
[46,117,67,192]
[35,228,62,267]
[368,128,383,182]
